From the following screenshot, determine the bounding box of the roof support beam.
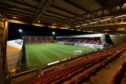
[51,5,78,16]
[41,16,78,25]
[41,15,79,25]
[94,0,104,8]
[64,0,91,14]
[0,10,32,18]
[46,10,71,18]
[32,0,53,23]
[0,4,34,15]
[42,13,80,24]
[42,13,75,23]
[40,17,70,25]
[0,0,35,12]
[7,0,38,8]
[0,8,33,16]
[3,13,32,22]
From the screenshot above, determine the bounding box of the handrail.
[9,68,37,84]
[10,68,37,79]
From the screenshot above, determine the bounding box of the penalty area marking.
[73,50,82,55]
[47,60,60,66]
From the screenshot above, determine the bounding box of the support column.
[0,19,8,84]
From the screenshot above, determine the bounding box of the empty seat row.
[63,46,126,84]
[111,62,126,84]
[29,44,126,84]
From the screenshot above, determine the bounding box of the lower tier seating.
[63,49,125,84]
[29,44,126,84]
[111,62,126,84]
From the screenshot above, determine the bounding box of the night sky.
[8,23,90,40]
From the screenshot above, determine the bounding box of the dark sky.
[8,23,90,40]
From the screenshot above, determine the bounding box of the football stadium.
[1,0,126,84]
[25,43,94,68]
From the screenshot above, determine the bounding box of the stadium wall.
[100,34,113,45]
[109,34,126,46]
[23,36,54,43]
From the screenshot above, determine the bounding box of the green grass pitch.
[25,43,94,69]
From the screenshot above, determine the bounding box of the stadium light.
[18,29,23,33]
[52,31,55,35]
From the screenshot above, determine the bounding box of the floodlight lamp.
[19,29,23,33]
[52,31,55,35]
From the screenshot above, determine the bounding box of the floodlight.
[19,29,23,33]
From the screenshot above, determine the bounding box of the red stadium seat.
[29,44,126,84]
